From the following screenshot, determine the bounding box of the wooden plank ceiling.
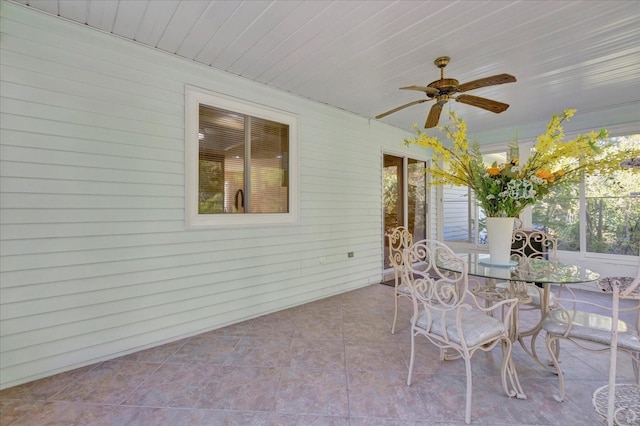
[12,0,640,138]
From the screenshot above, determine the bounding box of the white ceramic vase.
[485,217,516,265]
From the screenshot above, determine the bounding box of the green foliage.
[199,193,223,214]
[383,169,399,233]
[532,135,640,255]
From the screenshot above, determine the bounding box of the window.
[439,135,639,260]
[185,86,298,227]
[532,134,640,256]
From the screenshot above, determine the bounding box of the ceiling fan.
[376,56,516,128]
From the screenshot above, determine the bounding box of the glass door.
[408,157,427,243]
[383,154,427,270]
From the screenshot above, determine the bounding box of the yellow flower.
[403,109,639,217]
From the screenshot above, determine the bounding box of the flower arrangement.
[404,109,640,217]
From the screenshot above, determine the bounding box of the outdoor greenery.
[383,160,427,236]
[532,135,640,255]
[198,160,224,213]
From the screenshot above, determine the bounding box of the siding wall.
[0,2,415,389]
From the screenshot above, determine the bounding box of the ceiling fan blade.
[400,85,439,96]
[458,74,516,92]
[455,94,509,113]
[375,99,430,119]
[425,103,443,128]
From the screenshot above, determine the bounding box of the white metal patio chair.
[497,229,559,358]
[592,261,640,426]
[388,226,413,334]
[542,258,640,405]
[402,239,520,424]
[470,229,560,365]
[493,229,559,305]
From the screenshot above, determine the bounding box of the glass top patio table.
[439,252,600,284]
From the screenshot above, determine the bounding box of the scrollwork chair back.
[388,226,413,334]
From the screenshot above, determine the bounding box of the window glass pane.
[383,156,402,235]
[408,159,427,241]
[585,135,640,255]
[382,156,426,270]
[198,154,225,213]
[199,105,245,214]
[531,150,582,250]
[532,187,580,251]
[197,105,290,215]
[383,155,402,270]
[249,117,289,213]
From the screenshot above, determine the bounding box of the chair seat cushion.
[495,281,555,306]
[542,309,640,351]
[415,308,506,347]
[397,285,412,295]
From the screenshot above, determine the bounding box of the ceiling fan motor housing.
[427,78,459,97]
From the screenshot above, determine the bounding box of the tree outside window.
[532,134,640,255]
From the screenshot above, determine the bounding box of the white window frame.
[185,85,299,227]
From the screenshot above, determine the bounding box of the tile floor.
[1,283,635,425]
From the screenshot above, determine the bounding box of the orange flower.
[487,167,501,176]
[555,170,565,177]
[536,170,555,182]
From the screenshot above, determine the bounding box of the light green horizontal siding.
[0,1,414,389]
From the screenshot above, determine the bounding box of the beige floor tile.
[0,284,620,425]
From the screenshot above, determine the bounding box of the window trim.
[185,85,299,228]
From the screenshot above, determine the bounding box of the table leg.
[515,284,558,372]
